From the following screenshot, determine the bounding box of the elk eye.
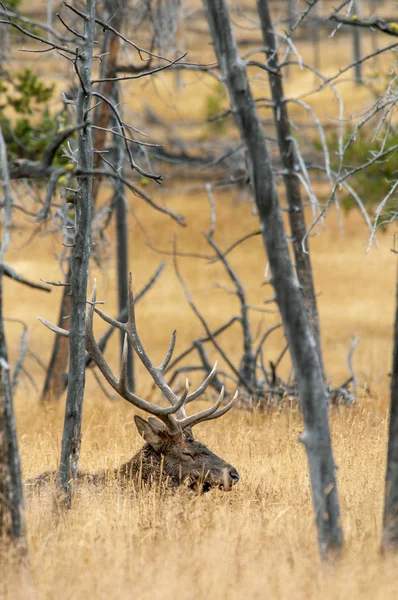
[182,451,195,460]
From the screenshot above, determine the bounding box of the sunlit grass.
[4,2,398,596]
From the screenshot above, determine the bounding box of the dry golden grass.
[2,191,397,600]
[3,3,398,597]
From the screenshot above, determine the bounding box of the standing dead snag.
[257,0,325,380]
[202,0,343,558]
[0,126,25,549]
[56,0,96,509]
[383,265,398,550]
[0,126,50,553]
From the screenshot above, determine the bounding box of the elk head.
[134,415,239,492]
[40,274,239,493]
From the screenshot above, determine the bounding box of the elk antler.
[39,275,238,433]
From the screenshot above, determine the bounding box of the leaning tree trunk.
[257,0,325,379]
[203,0,343,559]
[56,0,95,508]
[382,265,398,550]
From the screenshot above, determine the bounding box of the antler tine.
[198,390,239,424]
[158,330,177,373]
[38,318,69,338]
[121,273,186,410]
[119,334,130,394]
[179,385,224,429]
[179,389,238,430]
[127,272,137,332]
[176,378,189,412]
[84,283,185,430]
[94,306,128,332]
[185,361,218,404]
[91,276,128,333]
[85,281,123,392]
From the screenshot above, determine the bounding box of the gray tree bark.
[40,267,71,402]
[0,273,25,547]
[203,0,343,558]
[257,0,325,379]
[93,0,134,390]
[113,85,134,391]
[352,0,362,83]
[56,0,96,508]
[0,127,26,550]
[383,265,398,550]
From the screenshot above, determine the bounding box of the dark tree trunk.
[40,265,71,402]
[383,265,398,550]
[0,127,26,551]
[91,0,125,201]
[93,0,134,390]
[0,271,26,548]
[203,0,343,559]
[352,0,362,83]
[257,0,325,379]
[113,85,134,391]
[56,0,95,508]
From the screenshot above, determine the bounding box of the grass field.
[2,196,397,600]
[3,1,398,598]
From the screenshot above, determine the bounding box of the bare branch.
[330,14,398,38]
[92,54,187,83]
[1,264,51,292]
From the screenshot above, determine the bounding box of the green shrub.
[0,69,69,164]
[325,127,398,225]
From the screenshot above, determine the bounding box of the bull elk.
[30,275,239,494]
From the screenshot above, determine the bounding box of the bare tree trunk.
[112,84,134,391]
[41,0,126,402]
[203,0,343,558]
[352,0,362,83]
[284,0,295,79]
[56,0,95,508]
[92,0,134,389]
[0,127,26,551]
[91,0,125,201]
[40,266,71,402]
[257,0,325,380]
[0,272,25,548]
[311,1,321,75]
[382,265,398,550]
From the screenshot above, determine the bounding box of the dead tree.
[2,0,186,509]
[0,126,25,550]
[257,0,325,378]
[352,0,363,83]
[383,266,398,550]
[0,127,50,551]
[41,0,133,401]
[203,0,343,558]
[41,275,71,402]
[55,0,96,508]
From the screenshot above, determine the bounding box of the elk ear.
[134,415,167,450]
